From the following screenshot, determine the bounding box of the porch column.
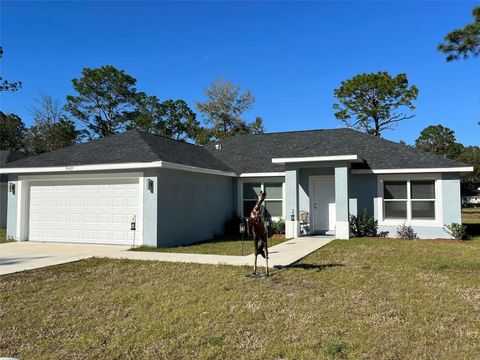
[285,166,300,238]
[335,166,350,239]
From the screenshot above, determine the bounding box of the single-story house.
[0,150,26,228]
[0,128,473,245]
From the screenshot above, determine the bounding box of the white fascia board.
[272,154,362,164]
[160,161,237,177]
[239,172,285,177]
[0,160,238,177]
[352,166,474,174]
[0,161,164,174]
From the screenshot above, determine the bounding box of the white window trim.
[377,174,443,227]
[239,177,285,220]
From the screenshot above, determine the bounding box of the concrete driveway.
[0,242,130,276]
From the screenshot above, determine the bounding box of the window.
[242,181,283,218]
[411,181,435,219]
[383,180,436,221]
[384,181,407,219]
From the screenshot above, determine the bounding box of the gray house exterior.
[0,129,473,245]
[0,150,26,228]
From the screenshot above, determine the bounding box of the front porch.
[279,156,362,239]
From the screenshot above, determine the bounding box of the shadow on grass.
[466,223,480,237]
[277,263,346,271]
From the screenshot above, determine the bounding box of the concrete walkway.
[0,236,334,275]
[107,236,334,268]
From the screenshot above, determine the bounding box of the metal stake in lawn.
[130,215,136,249]
[239,220,246,256]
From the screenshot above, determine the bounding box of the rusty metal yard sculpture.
[246,190,270,276]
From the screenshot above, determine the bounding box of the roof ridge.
[133,128,204,150]
[206,127,356,145]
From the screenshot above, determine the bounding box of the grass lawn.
[131,234,288,256]
[0,228,12,244]
[1,237,479,359]
[463,207,480,224]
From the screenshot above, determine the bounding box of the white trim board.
[272,155,363,164]
[239,172,285,177]
[352,167,473,174]
[1,161,237,177]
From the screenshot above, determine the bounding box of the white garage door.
[29,178,141,245]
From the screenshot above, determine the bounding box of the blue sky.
[1,1,479,146]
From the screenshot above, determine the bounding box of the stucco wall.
[349,174,377,216]
[155,169,234,247]
[6,176,18,239]
[0,183,7,228]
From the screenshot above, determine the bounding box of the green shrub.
[444,223,468,240]
[270,218,285,235]
[396,224,417,240]
[349,209,386,237]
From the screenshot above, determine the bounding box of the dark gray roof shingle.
[4,130,233,172]
[3,128,468,174]
[0,150,26,181]
[204,128,467,173]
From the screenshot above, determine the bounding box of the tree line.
[0,5,478,191]
[1,58,265,154]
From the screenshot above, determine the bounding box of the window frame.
[378,174,442,226]
[239,178,285,220]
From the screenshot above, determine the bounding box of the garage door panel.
[28,178,141,245]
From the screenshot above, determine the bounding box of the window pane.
[411,181,435,199]
[384,201,407,219]
[264,182,282,199]
[412,201,435,219]
[384,181,407,199]
[243,183,261,199]
[243,200,257,217]
[265,201,282,217]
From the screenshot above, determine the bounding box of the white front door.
[311,177,336,233]
[28,178,141,245]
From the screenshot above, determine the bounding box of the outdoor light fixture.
[239,222,245,234]
[147,179,154,193]
[290,210,295,221]
[8,183,15,194]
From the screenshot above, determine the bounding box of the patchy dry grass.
[1,238,479,359]
[132,234,287,256]
[463,207,480,224]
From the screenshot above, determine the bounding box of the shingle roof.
[3,128,468,174]
[3,130,233,172]
[204,128,467,173]
[0,150,26,181]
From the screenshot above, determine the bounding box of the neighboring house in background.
[462,193,480,207]
[0,129,473,246]
[0,150,26,228]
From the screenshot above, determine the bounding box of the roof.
[3,130,233,172]
[204,128,468,173]
[3,128,469,175]
[0,150,26,181]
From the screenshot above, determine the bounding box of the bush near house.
[397,224,418,240]
[349,209,388,237]
[270,219,285,235]
[444,223,468,240]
